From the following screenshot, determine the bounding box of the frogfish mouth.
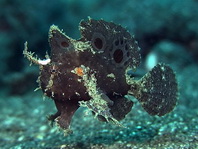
[23,18,178,133]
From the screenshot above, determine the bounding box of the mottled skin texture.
[23,18,178,132]
[42,19,137,129]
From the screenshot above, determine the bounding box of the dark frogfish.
[23,18,178,134]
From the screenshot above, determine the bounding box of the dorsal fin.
[79,18,141,70]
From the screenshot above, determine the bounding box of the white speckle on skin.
[38,59,51,65]
[52,92,54,97]
[161,66,165,71]
[162,74,166,80]
[75,92,80,96]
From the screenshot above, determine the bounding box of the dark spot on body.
[127,51,130,57]
[113,49,123,63]
[125,44,128,51]
[94,38,103,49]
[61,41,69,48]
[114,40,119,46]
[120,39,124,45]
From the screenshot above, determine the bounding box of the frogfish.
[23,18,178,133]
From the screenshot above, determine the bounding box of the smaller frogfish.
[23,18,178,133]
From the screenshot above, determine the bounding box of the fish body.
[23,18,178,132]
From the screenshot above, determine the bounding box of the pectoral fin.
[109,96,133,121]
[48,100,79,133]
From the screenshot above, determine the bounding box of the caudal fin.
[129,63,178,116]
